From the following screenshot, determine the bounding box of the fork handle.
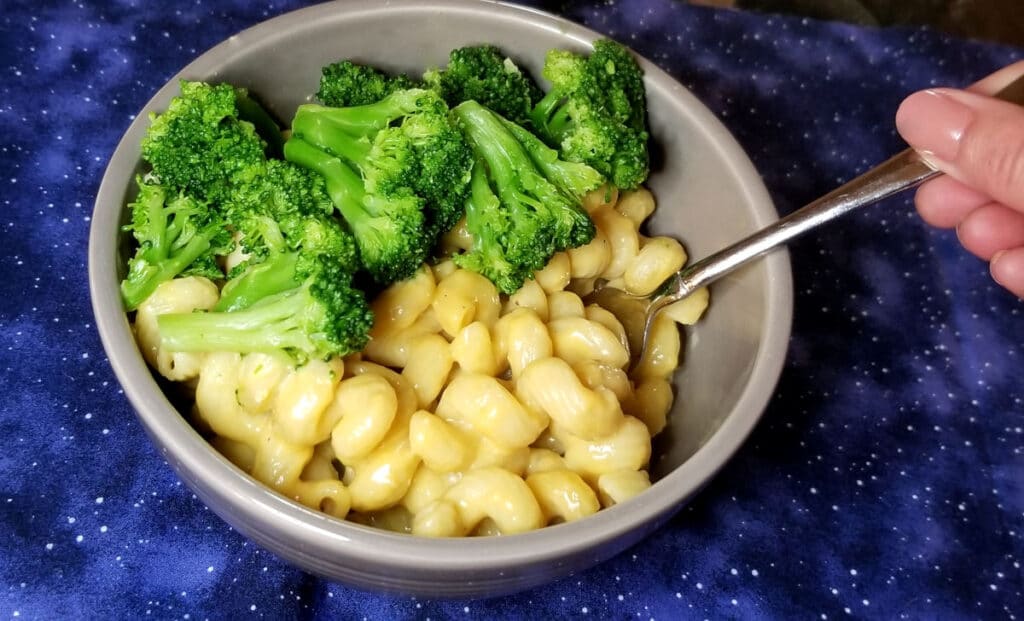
[664,71,1024,303]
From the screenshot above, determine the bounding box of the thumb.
[896,87,1024,215]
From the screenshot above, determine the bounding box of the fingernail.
[991,250,1006,285]
[916,149,954,173]
[896,89,975,162]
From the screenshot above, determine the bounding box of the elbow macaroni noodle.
[136,186,710,536]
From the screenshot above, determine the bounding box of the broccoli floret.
[215,160,359,312]
[218,248,300,313]
[452,159,549,294]
[424,45,543,126]
[229,159,337,234]
[141,80,268,205]
[284,136,429,285]
[290,88,470,264]
[317,59,418,107]
[454,100,595,254]
[292,89,438,139]
[497,115,604,203]
[157,254,373,362]
[397,103,473,237]
[529,39,649,189]
[120,178,230,311]
[293,103,421,197]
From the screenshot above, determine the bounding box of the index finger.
[967,60,1024,95]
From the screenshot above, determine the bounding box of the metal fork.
[584,72,1024,366]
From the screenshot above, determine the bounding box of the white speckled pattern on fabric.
[0,0,1022,617]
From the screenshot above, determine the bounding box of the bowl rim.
[88,0,793,575]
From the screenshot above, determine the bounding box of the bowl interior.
[90,0,792,596]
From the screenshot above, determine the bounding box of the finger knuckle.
[965,119,1024,202]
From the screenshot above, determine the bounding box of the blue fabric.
[1,0,1022,618]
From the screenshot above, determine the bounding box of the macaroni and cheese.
[134,186,709,536]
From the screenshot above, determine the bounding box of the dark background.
[697,0,1024,46]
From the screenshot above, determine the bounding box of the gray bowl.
[88,0,792,598]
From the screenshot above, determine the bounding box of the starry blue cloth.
[1,0,1022,618]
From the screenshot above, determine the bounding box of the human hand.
[895,61,1024,299]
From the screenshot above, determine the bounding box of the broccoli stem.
[283,137,369,222]
[460,159,499,252]
[453,159,542,295]
[120,235,214,310]
[464,159,502,236]
[291,112,372,164]
[455,101,595,252]
[158,286,313,354]
[454,101,544,210]
[215,251,300,312]
[498,116,603,199]
[292,90,426,137]
[121,186,222,310]
[138,187,169,254]
[284,136,415,274]
[461,160,516,282]
[529,90,569,141]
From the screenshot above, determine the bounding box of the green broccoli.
[292,107,421,197]
[292,88,472,238]
[283,136,430,285]
[233,87,285,158]
[119,178,230,311]
[451,101,600,293]
[126,79,373,360]
[529,39,649,190]
[452,159,549,294]
[157,253,373,362]
[140,80,268,205]
[498,115,604,204]
[454,100,596,253]
[392,100,473,237]
[215,159,360,312]
[317,59,418,107]
[291,89,437,140]
[424,45,543,127]
[288,87,473,266]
